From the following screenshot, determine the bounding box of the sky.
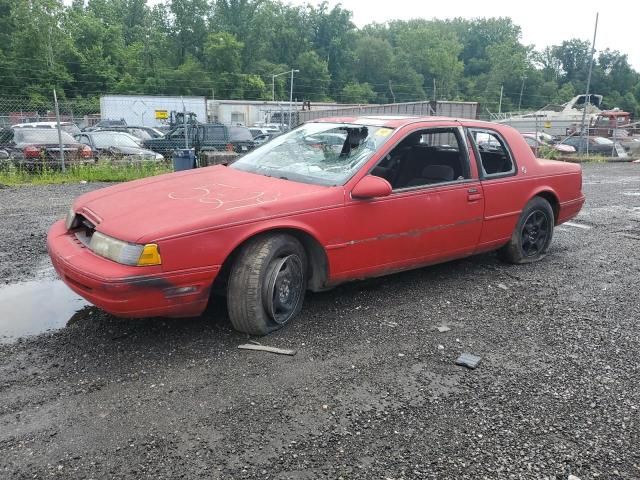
[301,0,638,70]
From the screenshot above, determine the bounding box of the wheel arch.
[532,189,560,225]
[214,225,330,294]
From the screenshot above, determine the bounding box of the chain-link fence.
[1,93,637,178]
[0,95,174,174]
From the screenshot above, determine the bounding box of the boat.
[491,94,603,137]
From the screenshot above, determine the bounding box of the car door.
[468,128,524,252]
[332,125,485,280]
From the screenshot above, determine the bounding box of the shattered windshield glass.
[230,122,394,186]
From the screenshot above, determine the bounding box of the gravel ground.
[0,164,639,479]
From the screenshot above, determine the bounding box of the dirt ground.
[0,163,639,479]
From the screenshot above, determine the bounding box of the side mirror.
[351,175,392,200]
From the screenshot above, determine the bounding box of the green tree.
[340,82,376,103]
[396,22,463,98]
[353,36,393,101]
[295,51,331,101]
[169,0,208,63]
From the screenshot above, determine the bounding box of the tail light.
[24,146,40,159]
[80,145,92,158]
[226,143,234,152]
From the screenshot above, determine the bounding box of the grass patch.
[0,160,173,185]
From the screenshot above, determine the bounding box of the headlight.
[64,208,79,230]
[88,231,162,266]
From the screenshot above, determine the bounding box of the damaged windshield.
[230,122,394,186]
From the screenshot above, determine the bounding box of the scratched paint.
[0,279,89,343]
[327,217,484,249]
[168,183,281,210]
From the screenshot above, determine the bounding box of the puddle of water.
[0,279,89,344]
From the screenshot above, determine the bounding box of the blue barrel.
[172,149,196,171]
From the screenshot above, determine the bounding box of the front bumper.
[47,220,219,318]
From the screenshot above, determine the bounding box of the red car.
[48,117,585,335]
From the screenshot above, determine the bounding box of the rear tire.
[498,197,554,264]
[227,234,307,335]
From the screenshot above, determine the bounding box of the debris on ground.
[436,325,451,333]
[237,343,297,356]
[497,283,509,290]
[455,353,482,369]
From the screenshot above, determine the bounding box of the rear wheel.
[499,197,554,264]
[227,234,307,335]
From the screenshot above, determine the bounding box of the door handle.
[467,187,482,202]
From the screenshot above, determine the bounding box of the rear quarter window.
[469,129,516,178]
[229,126,253,142]
[205,126,226,141]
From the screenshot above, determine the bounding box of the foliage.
[0,0,638,115]
[0,159,172,185]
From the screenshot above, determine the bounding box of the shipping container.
[100,95,208,128]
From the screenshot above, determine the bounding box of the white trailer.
[99,95,207,127]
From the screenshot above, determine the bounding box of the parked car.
[48,117,585,336]
[521,131,557,144]
[142,123,255,156]
[249,127,266,138]
[83,119,127,132]
[93,125,165,141]
[562,136,628,158]
[252,133,272,146]
[1,127,91,167]
[12,121,81,136]
[521,134,576,156]
[74,131,164,161]
[250,126,281,138]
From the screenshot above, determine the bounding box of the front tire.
[227,234,307,335]
[499,197,554,264]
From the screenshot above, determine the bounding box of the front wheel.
[227,234,307,335]
[498,197,554,264]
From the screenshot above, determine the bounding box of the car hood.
[73,166,343,243]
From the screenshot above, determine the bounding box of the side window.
[469,129,515,177]
[205,126,226,141]
[78,135,90,145]
[371,128,469,189]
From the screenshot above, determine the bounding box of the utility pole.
[433,78,437,102]
[498,85,504,114]
[518,76,527,112]
[580,12,599,157]
[289,69,299,130]
[272,75,275,102]
[53,89,65,172]
[181,97,188,149]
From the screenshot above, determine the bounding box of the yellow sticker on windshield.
[376,128,393,137]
